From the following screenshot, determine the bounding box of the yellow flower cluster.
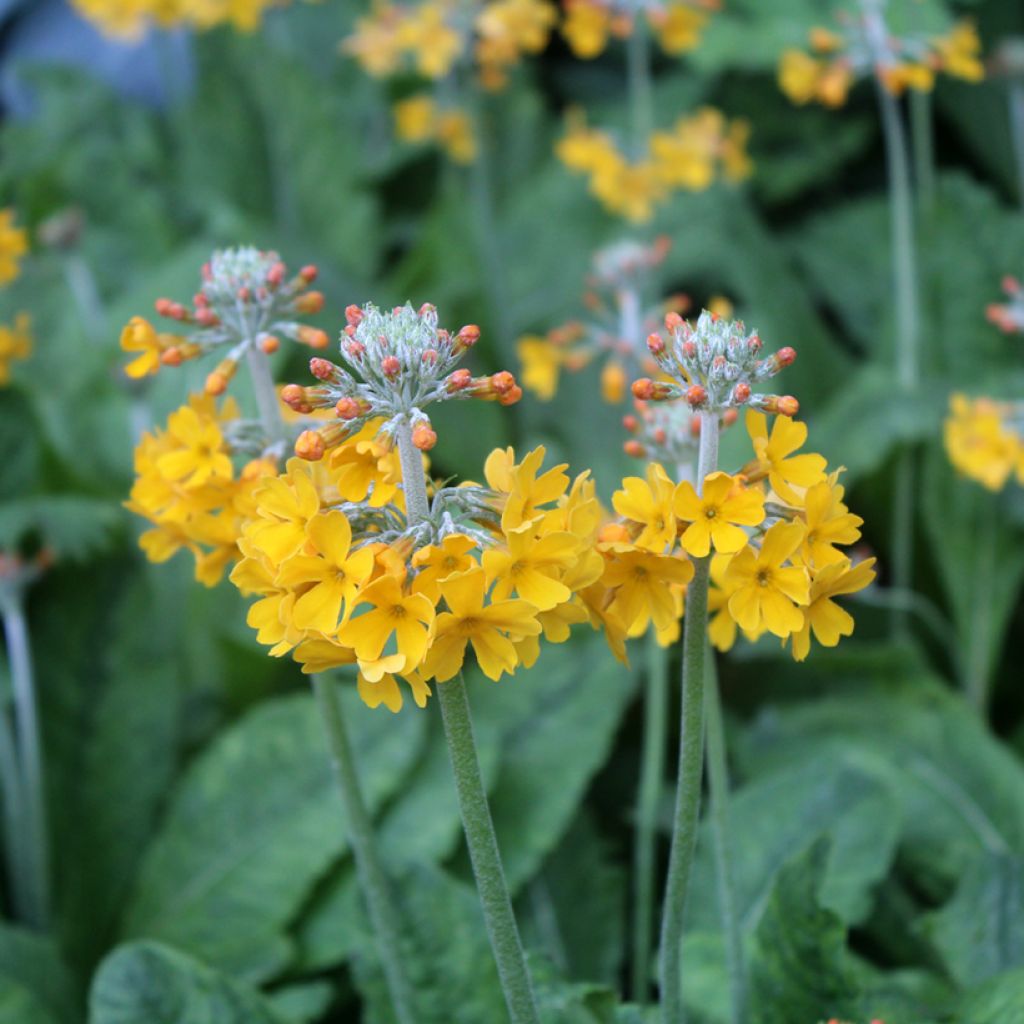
[612,411,875,661]
[0,314,32,387]
[944,394,1024,493]
[561,0,717,59]
[344,0,556,91]
[0,210,27,287]
[229,442,607,711]
[557,108,752,222]
[779,18,984,108]
[127,394,278,585]
[72,0,296,36]
[393,95,477,164]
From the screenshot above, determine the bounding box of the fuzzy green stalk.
[311,674,419,1024]
[1,598,49,929]
[965,499,998,713]
[626,15,655,152]
[876,83,920,638]
[0,674,28,922]
[659,410,719,1024]
[631,633,668,1001]
[245,346,284,448]
[910,71,935,215]
[395,417,541,1024]
[703,650,743,1024]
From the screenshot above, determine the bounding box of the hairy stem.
[1,600,49,929]
[632,633,668,1001]
[311,674,418,1024]
[245,346,284,448]
[437,674,541,1024]
[1010,81,1024,216]
[704,652,744,1024]
[910,86,935,215]
[659,411,719,1024]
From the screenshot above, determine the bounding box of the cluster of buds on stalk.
[120,246,326,392]
[622,398,738,472]
[282,302,521,461]
[633,308,798,416]
[986,275,1024,335]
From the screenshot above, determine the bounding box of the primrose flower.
[0,210,28,286]
[561,0,718,59]
[744,410,827,506]
[0,314,32,386]
[790,556,877,661]
[778,4,984,108]
[72,0,300,36]
[394,95,477,163]
[675,471,765,557]
[944,393,1024,492]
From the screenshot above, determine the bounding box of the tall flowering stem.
[393,414,541,1024]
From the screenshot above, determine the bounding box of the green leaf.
[122,689,426,982]
[0,496,121,561]
[0,979,57,1024]
[959,969,1024,1024]
[922,852,1024,987]
[0,925,80,1024]
[264,982,334,1024]
[748,840,863,1024]
[88,942,285,1024]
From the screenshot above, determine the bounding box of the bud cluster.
[283,302,521,460]
[125,246,325,394]
[634,309,798,416]
[986,275,1024,335]
[623,399,738,468]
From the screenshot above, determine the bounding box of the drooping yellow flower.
[561,0,611,58]
[435,109,478,164]
[394,94,437,143]
[482,527,580,610]
[725,521,809,638]
[675,471,765,557]
[489,446,570,531]
[746,409,827,505]
[707,552,739,652]
[934,20,984,83]
[944,394,1021,492]
[791,557,876,661]
[612,462,678,552]
[425,568,541,681]
[796,474,862,568]
[244,458,322,564]
[603,547,694,635]
[337,573,436,675]
[649,2,710,54]
[0,209,27,285]
[156,404,234,490]
[120,316,178,379]
[0,313,32,386]
[517,336,564,400]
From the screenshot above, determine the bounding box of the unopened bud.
[381,355,401,377]
[345,304,363,326]
[418,302,436,317]
[260,334,280,354]
[281,384,306,409]
[647,333,665,355]
[490,371,516,394]
[632,378,656,400]
[747,334,762,353]
[299,264,318,283]
[722,408,739,426]
[682,340,697,359]
[498,384,523,406]
[622,414,639,432]
[293,291,324,315]
[447,368,472,391]
[624,440,646,458]
[295,429,325,461]
[776,346,796,366]
[777,395,799,417]
[733,381,751,403]
[298,326,329,349]
[412,423,437,450]
[310,357,340,381]
[161,347,183,367]
[1002,275,1020,296]
[422,348,438,365]
[205,371,228,396]
[653,428,667,445]
[665,311,684,331]
[195,307,219,327]
[686,384,707,407]
[335,397,362,420]
[267,263,286,287]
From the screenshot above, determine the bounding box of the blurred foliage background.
[1,0,1024,1021]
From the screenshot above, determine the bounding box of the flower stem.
[436,673,540,1024]
[704,650,744,1024]
[632,632,668,1002]
[0,674,28,923]
[1,599,50,929]
[311,674,418,1024]
[876,83,920,638]
[965,498,997,714]
[1009,81,1024,216]
[910,79,935,215]
[659,410,718,1024]
[626,14,654,153]
[245,346,284,448]
[394,417,432,525]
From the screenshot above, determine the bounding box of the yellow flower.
[612,463,679,552]
[934,20,984,83]
[276,510,377,633]
[338,573,436,675]
[675,471,765,557]
[245,458,322,564]
[797,474,862,568]
[120,316,175,379]
[343,8,405,76]
[156,404,234,490]
[424,567,541,681]
[791,557,876,661]
[603,548,694,634]
[725,522,809,638]
[402,3,463,78]
[327,421,402,507]
[707,552,739,652]
[561,0,610,58]
[944,394,1020,491]
[488,446,570,531]
[394,95,436,142]
[517,335,563,400]
[436,110,477,164]
[0,313,32,386]
[778,49,823,105]
[482,527,580,610]
[746,409,827,505]
[601,360,627,403]
[0,209,27,285]
[649,2,709,55]
[476,0,556,56]
[411,534,478,601]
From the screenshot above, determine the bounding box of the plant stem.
[626,15,655,152]
[394,416,539,1024]
[876,83,920,638]
[1,599,49,929]
[245,347,284,448]
[1009,81,1024,216]
[965,498,997,714]
[632,632,668,1002]
[311,674,418,1024]
[437,674,541,1024]
[703,651,743,1024]
[659,411,718,1024]
[0,681,28,923]
[910,78,935,215]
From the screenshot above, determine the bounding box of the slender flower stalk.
[1,596,49,929]
[910,88,935,214]
[631,632,668,1001]
[1010,80,1024,215]
[312,673,419,1024]
[703,649,743,1024]
[659,410,717,1024]
[627,15,655,151]
[246,346,285,447]
[394,415,541,1024]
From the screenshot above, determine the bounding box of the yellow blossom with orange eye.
[675,471,765,557]
[411,534,478,601]
[602,547,694,636]
[156,404,234,490]
[425,567,542,682]
[790,556,876,662]
[516,336,564,400]
[243,458,323,564]
[0,209,27,286]
[795,473,862,568]
[944,394,1024,492]
[0,313,32,386]
[613,463,679,552]
[745,409,827,505]
[482,527,581,610]
[725,521,809,638]
[488,445,570,531]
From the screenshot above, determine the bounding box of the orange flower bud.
[260,335,280,354]
[335,396,362,419]
[776,346,796,366]
[205,371,228,396]
[733,382,751,403]
[447,368,472,391]
[381,355,401,377]
[458,324,480,346]
[624,440,646,458]
[294,291,325,315]
[722,408,739,427]
[295,429,325,461]
[161,347,183,367]
[622,414,639,432]
[665,311,684,331]
[499,385,523,406]
[299,264,318,283]
[777,395,799,417]
[412,423,438,450]
[281,384,306,409]
[632,378,656,400]
[266,262,286,287]
[647,332,665,354]
[491,371,516,394]
[686,384,707,407]
[297,326,329,349]
[195,307,219,327]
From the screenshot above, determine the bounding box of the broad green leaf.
[0,496,121,561]
[0,925,80,1024]
[264,982,334,1024]
[122,688,426,982]
[88,941,284,1024]
[960,969,1024,1024]
[922,852,1024,987]
[0,979,56,1024]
